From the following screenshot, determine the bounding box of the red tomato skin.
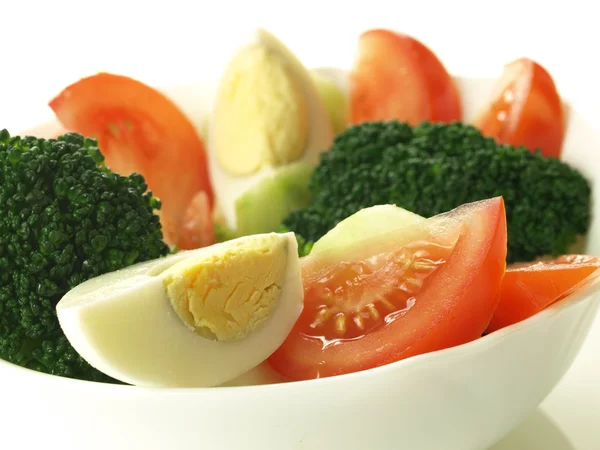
[349,29,462,126]
[473,58,565,158]
[49,73,214,250]
[394,202,506,360]
[487,255,600,333]
[268,197,507,381]
[406,33,462,123]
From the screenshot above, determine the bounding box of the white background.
[1,1,599,448]
[1,0,599,130]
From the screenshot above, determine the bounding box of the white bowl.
[1,71,600,450]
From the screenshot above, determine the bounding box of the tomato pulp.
[268,197,507,381]
[487,255,600,333]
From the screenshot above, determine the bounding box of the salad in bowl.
[0,27,599,450]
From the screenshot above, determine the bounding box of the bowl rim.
[3,73,599,394]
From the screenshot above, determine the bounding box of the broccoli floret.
[0,129,170,382]
[283,121,592,263]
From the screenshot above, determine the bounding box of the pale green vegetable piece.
[311,71,349,134]
[311,205,426,256]
[235,161,314,237]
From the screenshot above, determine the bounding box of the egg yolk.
[212,44,309,176]
[162,234,288,342]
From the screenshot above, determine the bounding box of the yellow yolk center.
[213,44,309,175]
[162,235,288,342]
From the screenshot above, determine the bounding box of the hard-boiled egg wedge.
[208,28,334,236]
[56,232,303,388]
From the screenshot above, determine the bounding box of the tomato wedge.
[349,29,462,126]
[268,197,507,381]
[486,255,600,333]
[472,58,565,158]
[49,73,214,250]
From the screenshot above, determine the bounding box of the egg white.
[56,232,303,388]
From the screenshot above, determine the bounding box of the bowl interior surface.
[4,71,600,389]
[0,72,599,450]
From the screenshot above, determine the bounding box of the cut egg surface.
[208,28,334,234]
[56,233,303,388]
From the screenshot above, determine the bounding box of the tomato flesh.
[349,29,462,126]
[302,242,450,342]
[473,58,565,158]
[49,73,215,250]
[487,255,600,333]
[268,197,507,381]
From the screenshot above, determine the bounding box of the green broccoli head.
[283,121,592,263]
[0,130,170,382]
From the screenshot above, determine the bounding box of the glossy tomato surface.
[49,73,214,249]
[349,29,462,126]
[269,197,507,381]
[487,255,600,333]
[473,58,565,158]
